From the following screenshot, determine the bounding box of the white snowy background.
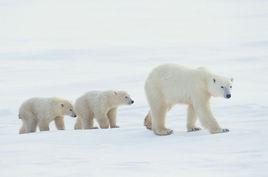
[0,0,267,177]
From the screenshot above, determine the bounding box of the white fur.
[144,64,233,135]
[19,97,76,134]
[74,90,134,129]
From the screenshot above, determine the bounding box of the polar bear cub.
[74,90,134,129]
[19,97,77,134]
[144,64,234,136]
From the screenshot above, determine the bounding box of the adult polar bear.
[144,64,233,136]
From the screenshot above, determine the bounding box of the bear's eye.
[221,86,224,89]
[230,86,232,88]
[125,96,128,99]
[69,109,72,111]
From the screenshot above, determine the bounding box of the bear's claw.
[144,116,152,130]
[210,128,230,134]
[89,127,99,129]
[154,129,173,136]
[188,127,201,132]
[111,125,120,128]
[221,128,229,133]
[146,126,152,130]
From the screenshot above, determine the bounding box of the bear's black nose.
[131,100,134,104]
[226,94,231,99]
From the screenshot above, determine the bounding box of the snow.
[0,0,268,177]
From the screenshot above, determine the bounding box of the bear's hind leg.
[96,113,110,129]
[108,108,119,128]
[19,111,37,134]
[81,112,97,129]
[19,119,28,134]
[187,105,201,132]
[29,119,38,133]
[74,117,82,129]
[38,120,50,131]
[144,112,152,130]
[151,103,173,136]
[87,114,98,129]
[19,117,37,134]
[55,116,65,130]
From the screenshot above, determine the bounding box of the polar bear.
[74,90,134,129]
[19,97,76,134]
[144,64,234,136]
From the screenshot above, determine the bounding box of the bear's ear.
[230,78,234,82]
[213,78,216,83]
[61,104,64,107]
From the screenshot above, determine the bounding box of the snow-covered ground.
[0,0,268,177]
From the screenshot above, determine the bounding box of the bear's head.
[113,90,134,106]
[208,75,234,99]
[60,100,77,117]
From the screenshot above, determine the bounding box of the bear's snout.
[226,94,231,99]
[129,100,134,105]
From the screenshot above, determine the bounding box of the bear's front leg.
[187,105,201,132]
[107,108,119,128]
[54,116,65,130]
[193,101,229,134]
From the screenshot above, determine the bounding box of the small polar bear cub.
[19,97,77,134]
[144,64,234,136]
[74,90,134,129]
